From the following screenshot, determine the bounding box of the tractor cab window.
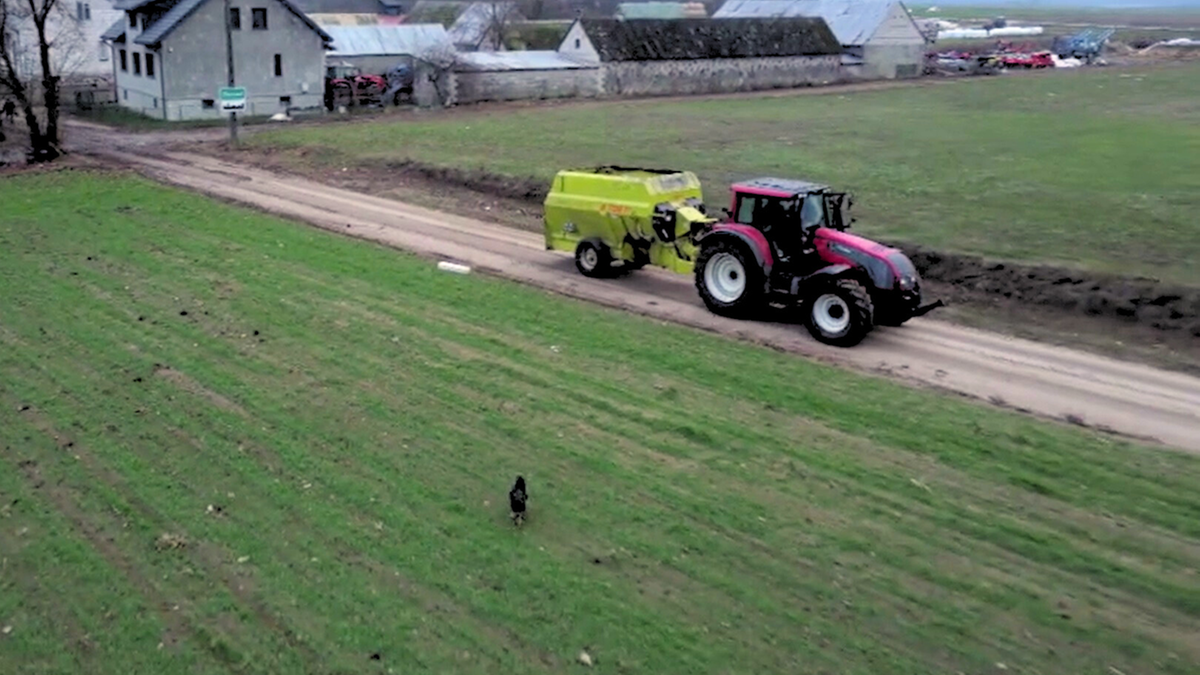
[734,194,801,229]
[824,193,848,230]
[799,195,825,231]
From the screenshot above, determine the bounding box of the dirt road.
[74,140,1200,453]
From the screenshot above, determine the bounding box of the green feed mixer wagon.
[543,166,942,347]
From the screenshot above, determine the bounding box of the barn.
[324,24,452,74]
[713,0,928,79]
[556,18,845,97]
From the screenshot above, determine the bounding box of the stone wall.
[861,43,926,80]
[602,55,844,97]
[421,55,850,108]
[453,67,602,105]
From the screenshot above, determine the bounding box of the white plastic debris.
[437,261,471,275]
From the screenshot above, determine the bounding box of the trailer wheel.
[575,240,614,278]
[804,278,875,347]
[694,240,764,318]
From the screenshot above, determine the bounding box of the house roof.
[713,0,908,47]
[101,17,127,42]
[447,2,524,48]
[129,0,333,46]
[326,23,451,56]
[573,17,841,61]
[455,50,592,71]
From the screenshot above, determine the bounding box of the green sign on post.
[219,87,246,113]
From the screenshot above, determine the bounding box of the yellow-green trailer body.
[543,167,713,274]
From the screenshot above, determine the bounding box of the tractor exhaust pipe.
[912,299,946,317]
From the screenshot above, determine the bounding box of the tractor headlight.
[899,275,916,291]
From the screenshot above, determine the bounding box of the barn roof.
[574,17,841,61]
[713,0,908,47]
[326,23,451,56]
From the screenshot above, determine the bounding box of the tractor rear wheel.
[694,240,764,318]
[804,278,875,347]
[575,240,615,278]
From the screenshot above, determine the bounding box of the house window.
[132,52,141,75]
[99,44,108,61]
[146,53,155,78]
[252,8,267,30]
[273,54,282,77]
[279,95,291,105]
[119,49,127,71]
[575,38,581,49]
[153,97,158,108]
[123,89,128,100]
[229,7,241,29]
[84,3,90,20]
[202,99,215,109]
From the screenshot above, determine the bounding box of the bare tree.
[1,0,70,162]
[418,43,460,107]
[482,2,518,51]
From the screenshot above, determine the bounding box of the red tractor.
[999,51,1055,69]
[693,178,943,346]
[545,170,943,347]
[325,64,388,110]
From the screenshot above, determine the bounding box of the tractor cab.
[727,178,851,267]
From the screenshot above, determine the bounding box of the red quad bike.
[694,178,944,347]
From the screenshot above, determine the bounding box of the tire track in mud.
[79,149,1200,454]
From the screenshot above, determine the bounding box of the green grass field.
[3,171,1200,674]
[249,64,1200,286]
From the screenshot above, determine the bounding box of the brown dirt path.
[72,144,1200,454]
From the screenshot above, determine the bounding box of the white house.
[713,0,928,79]
[101,0,331,120]
[3,0,123,81]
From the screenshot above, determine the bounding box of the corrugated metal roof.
[100,17,127,42]
[326,24,451,56]
[455,50,592,71]
[713,0,900,46]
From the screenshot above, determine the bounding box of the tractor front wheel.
[575,240,615,278]
[804,278,875,347]
[694,240,764,318]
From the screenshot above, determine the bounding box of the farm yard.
[242,64,1200,286]
[3,170,1200,675]
[5,0,1200,672]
